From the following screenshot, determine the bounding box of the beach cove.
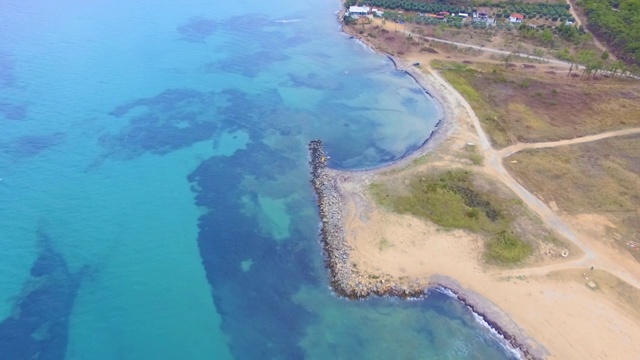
[332,13,640,360]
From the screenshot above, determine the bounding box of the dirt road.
[372,18,575,68]
[427,65,640,290]
[500,127,640,158]
[566,0,614,58]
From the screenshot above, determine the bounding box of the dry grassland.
[506,135,640,260]
[435,62,640,147]
[549,268,640,321]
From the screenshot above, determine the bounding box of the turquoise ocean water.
[0,0,518,359]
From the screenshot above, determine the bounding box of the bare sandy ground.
[334,25,640,359]
[344,197,640,359]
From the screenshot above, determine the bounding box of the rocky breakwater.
[308,140,356,297]
[308,140,426,299]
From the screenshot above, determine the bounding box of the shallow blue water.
[0,0,517,359]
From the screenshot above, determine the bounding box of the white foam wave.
[433,286,457,298]
[470,312,524,360]
[274,19,301,23]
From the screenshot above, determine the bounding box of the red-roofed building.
[509,13,525,23]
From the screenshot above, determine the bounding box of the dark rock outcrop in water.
[0,229,85,360]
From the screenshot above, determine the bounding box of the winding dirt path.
[500,127,640,158]
[371,18,576,68]
[427,66,640,290]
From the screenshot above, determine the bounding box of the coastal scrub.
[371,169,533,264]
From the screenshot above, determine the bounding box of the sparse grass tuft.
[468,153,484,165]
[464,143,483,165]
[378,238,392,251]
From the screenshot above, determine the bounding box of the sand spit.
[308,140,543,360]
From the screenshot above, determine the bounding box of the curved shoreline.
[307,10,546,360]
[329,54,449,175]
[326,50,445,173]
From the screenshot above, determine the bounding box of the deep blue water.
[0,0,518,359]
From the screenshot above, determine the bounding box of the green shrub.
[371,170,508,234]
[486,231,532,264]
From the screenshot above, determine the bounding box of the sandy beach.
[315,17,640,359]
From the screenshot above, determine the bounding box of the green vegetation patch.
[486,231,533,264]
[378,237,393,251]
[371,170,533,264]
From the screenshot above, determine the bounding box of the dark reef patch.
[188,141,317,359]
[223,14,307,49]
[205,50,290,78]
[0,229,85,360]
[286,72,343,91]
[1,132,65,158]
[0,102,27,120]
[100,87,294,160]
[177,17,218,43]
[401,96,419,111]
[102,89,228,158]
[109,88,207,118]
[0,53,16,88]
[200,14,307,78]
[217,13,307,48]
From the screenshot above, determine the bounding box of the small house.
[509,13,525,23]
[458,13,469,18]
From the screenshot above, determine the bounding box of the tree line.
[578,0,640,65]
[345,0,571,19]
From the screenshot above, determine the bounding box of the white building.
[348,6,370,18]
[372,8,384,17]
[509,13,525,23]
